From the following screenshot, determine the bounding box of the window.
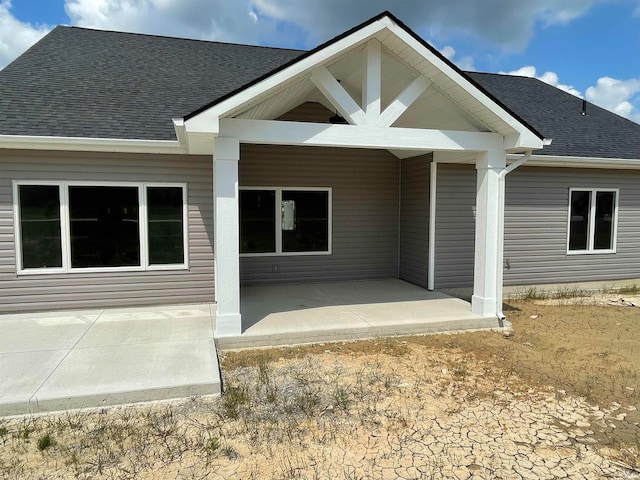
[240,187,331,256]
[14,182,188,274]
[567,188,618,254]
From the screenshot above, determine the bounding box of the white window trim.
[240,186,332,257]
[13,180,189,275]
[566,187,619,255]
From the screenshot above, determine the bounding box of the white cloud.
[586,77,640,123]
[0,0,51,69]
[502,65,583,97]
[439,45,475,71]
[64,0,604,52]
[0,0,612,69]
[64,0,273,44]
[248,0,601,51]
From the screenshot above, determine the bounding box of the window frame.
[239,186,332,257]
[13,181,189,275]
[566,187,619,255]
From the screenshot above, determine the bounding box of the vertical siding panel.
[0,149,214,313]
[398,154,431,287]
[504,166,640,285]
[435,164,476,288]
[239,144,400,284]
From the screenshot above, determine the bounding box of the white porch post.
[213,137,242,337]
[472,149,506,317]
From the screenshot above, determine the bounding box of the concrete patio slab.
[0,310,99,353]
[217,279,505,349]
[0,304,220,416]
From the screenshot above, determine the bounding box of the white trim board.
[0,134,185,154]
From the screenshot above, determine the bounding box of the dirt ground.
[1,300,639,479]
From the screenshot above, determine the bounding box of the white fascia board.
[388,23,542,143]
[184,17,394,133]
[503,132,546,151]
[507,153,640,170]
[0,134,185,154]
[220,118,503,152]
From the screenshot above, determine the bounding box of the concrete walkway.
[0,304,220,416]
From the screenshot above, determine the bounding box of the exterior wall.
[503,166,640,285]
[432,164,640,289]
[239,144,400,285]
[0,149,215,313]
[398,154,431,287]
[434,164,476,289]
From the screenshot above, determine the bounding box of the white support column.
[213,137,242,337]
[472,149,506,317]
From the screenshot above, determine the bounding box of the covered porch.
[179,13,545,340]
[217,279,503,349]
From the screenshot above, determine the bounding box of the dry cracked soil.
[0,299,639,479]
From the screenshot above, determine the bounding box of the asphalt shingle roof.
[0,26,303,141]
[1,25,638,159]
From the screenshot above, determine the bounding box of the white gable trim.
[185,17,393,134]
[184,14,544,151]
[388,25,543,149]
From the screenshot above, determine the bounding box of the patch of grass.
[205,436,220,453]
[616,283,640,295]
[36,433,56,451]
[510,285,589,300]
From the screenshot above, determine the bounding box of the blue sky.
[1,0,639,122]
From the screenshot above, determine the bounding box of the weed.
[222,384,250,420]
[453,363,468,379]
[36,433,55,451]
[220,445,239,460]
[205,437,220,453]
[331,385,352,411]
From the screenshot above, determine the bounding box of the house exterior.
[1,12,639,338]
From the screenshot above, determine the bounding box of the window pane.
[569,190,590,251]
[147,187,184,265]
[69,186,140,268]
[240,190,276,253]
[282,190,329,252]
[19,185,62,269]
[594,191,615,250]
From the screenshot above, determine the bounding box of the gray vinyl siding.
[239,144,399,285]
[503,167,640,285]
[434,164,476,289]
[398,154,431,287]
[0,149,214,313]
[277,102,332,123]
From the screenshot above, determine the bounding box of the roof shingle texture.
[1,26,638,159]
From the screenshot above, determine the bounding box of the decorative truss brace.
[310,39,431,127]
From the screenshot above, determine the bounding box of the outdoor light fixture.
[329,111,348,124]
